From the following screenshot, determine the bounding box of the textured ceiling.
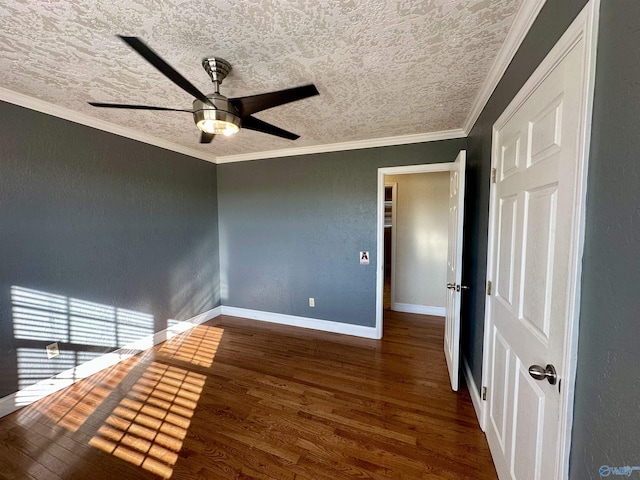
[0,0,523,159]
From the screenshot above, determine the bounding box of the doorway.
[383,173,449,317]
[375,157,465,351]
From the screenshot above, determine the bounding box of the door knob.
[447,283,456,290]
[456,285,470,292]
[528,364,558,385]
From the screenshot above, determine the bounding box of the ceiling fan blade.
[88,102,192,112]
[118,36,212,106]
[230,84,319,118]
[200,132,215,144]
[242,116,300,140]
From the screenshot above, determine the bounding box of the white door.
[485,20,590,480]
[444,151,466,391]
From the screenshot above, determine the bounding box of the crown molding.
[215,129,466,164]
[0,87,219,164]
[462,0,546,134]
[0,88,464,164]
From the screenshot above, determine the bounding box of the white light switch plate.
[46,342,59,359]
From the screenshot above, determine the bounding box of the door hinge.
[482,386,487,401]
[486,281,492,296]
[491,168,497,183]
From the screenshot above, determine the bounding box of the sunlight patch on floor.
[89,361,206,479]
[157,325,223,368]
[17,355,140,431]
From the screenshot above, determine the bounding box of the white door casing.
[375,158,466,340]
[483,3,597,479]
[444,151,466,392]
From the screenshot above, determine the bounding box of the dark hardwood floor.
[0,310,497,479]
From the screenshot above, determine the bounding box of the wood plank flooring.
[0,311,497,479]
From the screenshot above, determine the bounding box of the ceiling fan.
[89,36,319,143]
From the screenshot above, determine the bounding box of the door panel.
[529,98,563,165]
[497,195,517,306]
[489,328,510,451]
[511,360,545,480]
[444,151,466,392]
[521,185,558,340]
[500,134,521,179]
[485,23,587,479]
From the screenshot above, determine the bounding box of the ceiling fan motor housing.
[192,94,241,135]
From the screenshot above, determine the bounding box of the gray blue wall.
[217,140,465,326]
[570,1,640,476]
[0,101,220,398]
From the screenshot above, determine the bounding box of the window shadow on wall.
[11,286,155,404]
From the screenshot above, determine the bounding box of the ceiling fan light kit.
[88,36,319,144]
[193,95,241,136]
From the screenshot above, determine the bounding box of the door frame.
[480,1,599,477]
[375,159,463,338]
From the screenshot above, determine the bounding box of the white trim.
[376,161,458,339]
[463,355,485,431]
[463,0,547,133]
[0,87,218,164]
[221,306,379,339]
[215,129,466,164]
[391,303,445,317]
[481,3,598,478]
[179,306,222,327]
[379,163,456,176]
[0,306,221,419]
[557,2,599,478]
[376,171,386,339]
[0,87,465,165]
[480,144,497,434]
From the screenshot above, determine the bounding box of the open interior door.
[444,150,466,391]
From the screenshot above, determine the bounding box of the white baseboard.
[0,306,221,419]
[391,302,445,317]
[463,355,485,431]
[221,306,380,339]
[179,306,221,328]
